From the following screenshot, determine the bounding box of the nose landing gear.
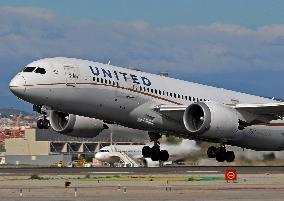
[142,132,169,162]
[33,105,50,129]
[37,118,50,129]
[207,145,235,163]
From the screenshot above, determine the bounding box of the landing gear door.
[64,66,79,87]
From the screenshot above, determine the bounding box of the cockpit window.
[35,67,46,74]
[100,150,109,152]
[23,67,36,72]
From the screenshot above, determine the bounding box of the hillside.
[0,108,31,117]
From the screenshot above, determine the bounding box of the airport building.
[4,128,148,166]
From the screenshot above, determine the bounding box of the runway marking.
[186,171,220,173]
[87,172,133,174]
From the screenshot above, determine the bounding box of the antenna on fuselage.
[108,60,111,65]
[159,72,169,77]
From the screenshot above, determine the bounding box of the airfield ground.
[0,167,283,200]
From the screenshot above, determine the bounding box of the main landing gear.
[207,145,235,163]
[142,132,169,161]
[33,105,50,129]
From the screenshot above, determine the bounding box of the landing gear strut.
[33,105,50,129]
[142,132,169,162]
[207,145,235,163]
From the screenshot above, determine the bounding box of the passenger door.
[64,66,79,87]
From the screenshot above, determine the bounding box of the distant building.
[4,128,148,166]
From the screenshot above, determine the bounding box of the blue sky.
[2,0,284,27]
[1,1,284,111]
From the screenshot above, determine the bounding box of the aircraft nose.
[9,74,26,98]
[95,152,104,160]
[95,152,102,160]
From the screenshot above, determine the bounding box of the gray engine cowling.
[49,110,108,138]
[183,102,239,138]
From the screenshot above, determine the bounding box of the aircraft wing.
[234,102,284,120]
[154,102,284,123]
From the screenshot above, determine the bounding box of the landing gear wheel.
[150,146,160,161]
[34,105,50,129]
[43,119,50,129]
[142,146,151,158]
[207,146,217,158]
[159,150,169,161]
[37,119,50,129]
[215,147,226,162]
[37,119,44,129]
[225,151,235,163]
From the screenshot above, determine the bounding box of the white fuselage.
[95,145,145,164]
[95,143,194,163]
[9,57,284,151]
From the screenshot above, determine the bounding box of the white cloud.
[1,6,284,77]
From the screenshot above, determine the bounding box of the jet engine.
[49,110,108,138]
[183,102,239,138]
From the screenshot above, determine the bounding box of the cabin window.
[170,92,172,97]
[23,67,36,72]
[185,96,187,100]
[193,97,195,102]
[155,89,157,94]
[140,86,143,91]
[162,91,165,95]
[159,90,162,95]
[178,94,180,99]
[151,89,154,93]
[174,93,176,98]
[166,92,169,96]
[104,79,108,84]
[35,67,46,74]
[100,78,104,83]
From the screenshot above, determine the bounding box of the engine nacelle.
[49,110,108,138]
[183,102,239,138]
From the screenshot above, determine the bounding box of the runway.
[0,166,284,175]
[1,166,284,200]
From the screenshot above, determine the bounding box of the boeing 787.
[9,57,284,162]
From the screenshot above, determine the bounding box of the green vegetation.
[79,175,223,182]
[29,174,45,180]
[24,174,223,182]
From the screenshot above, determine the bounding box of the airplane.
[9,57,284,163]
[95,139,198,167]
[95,144,160,167]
